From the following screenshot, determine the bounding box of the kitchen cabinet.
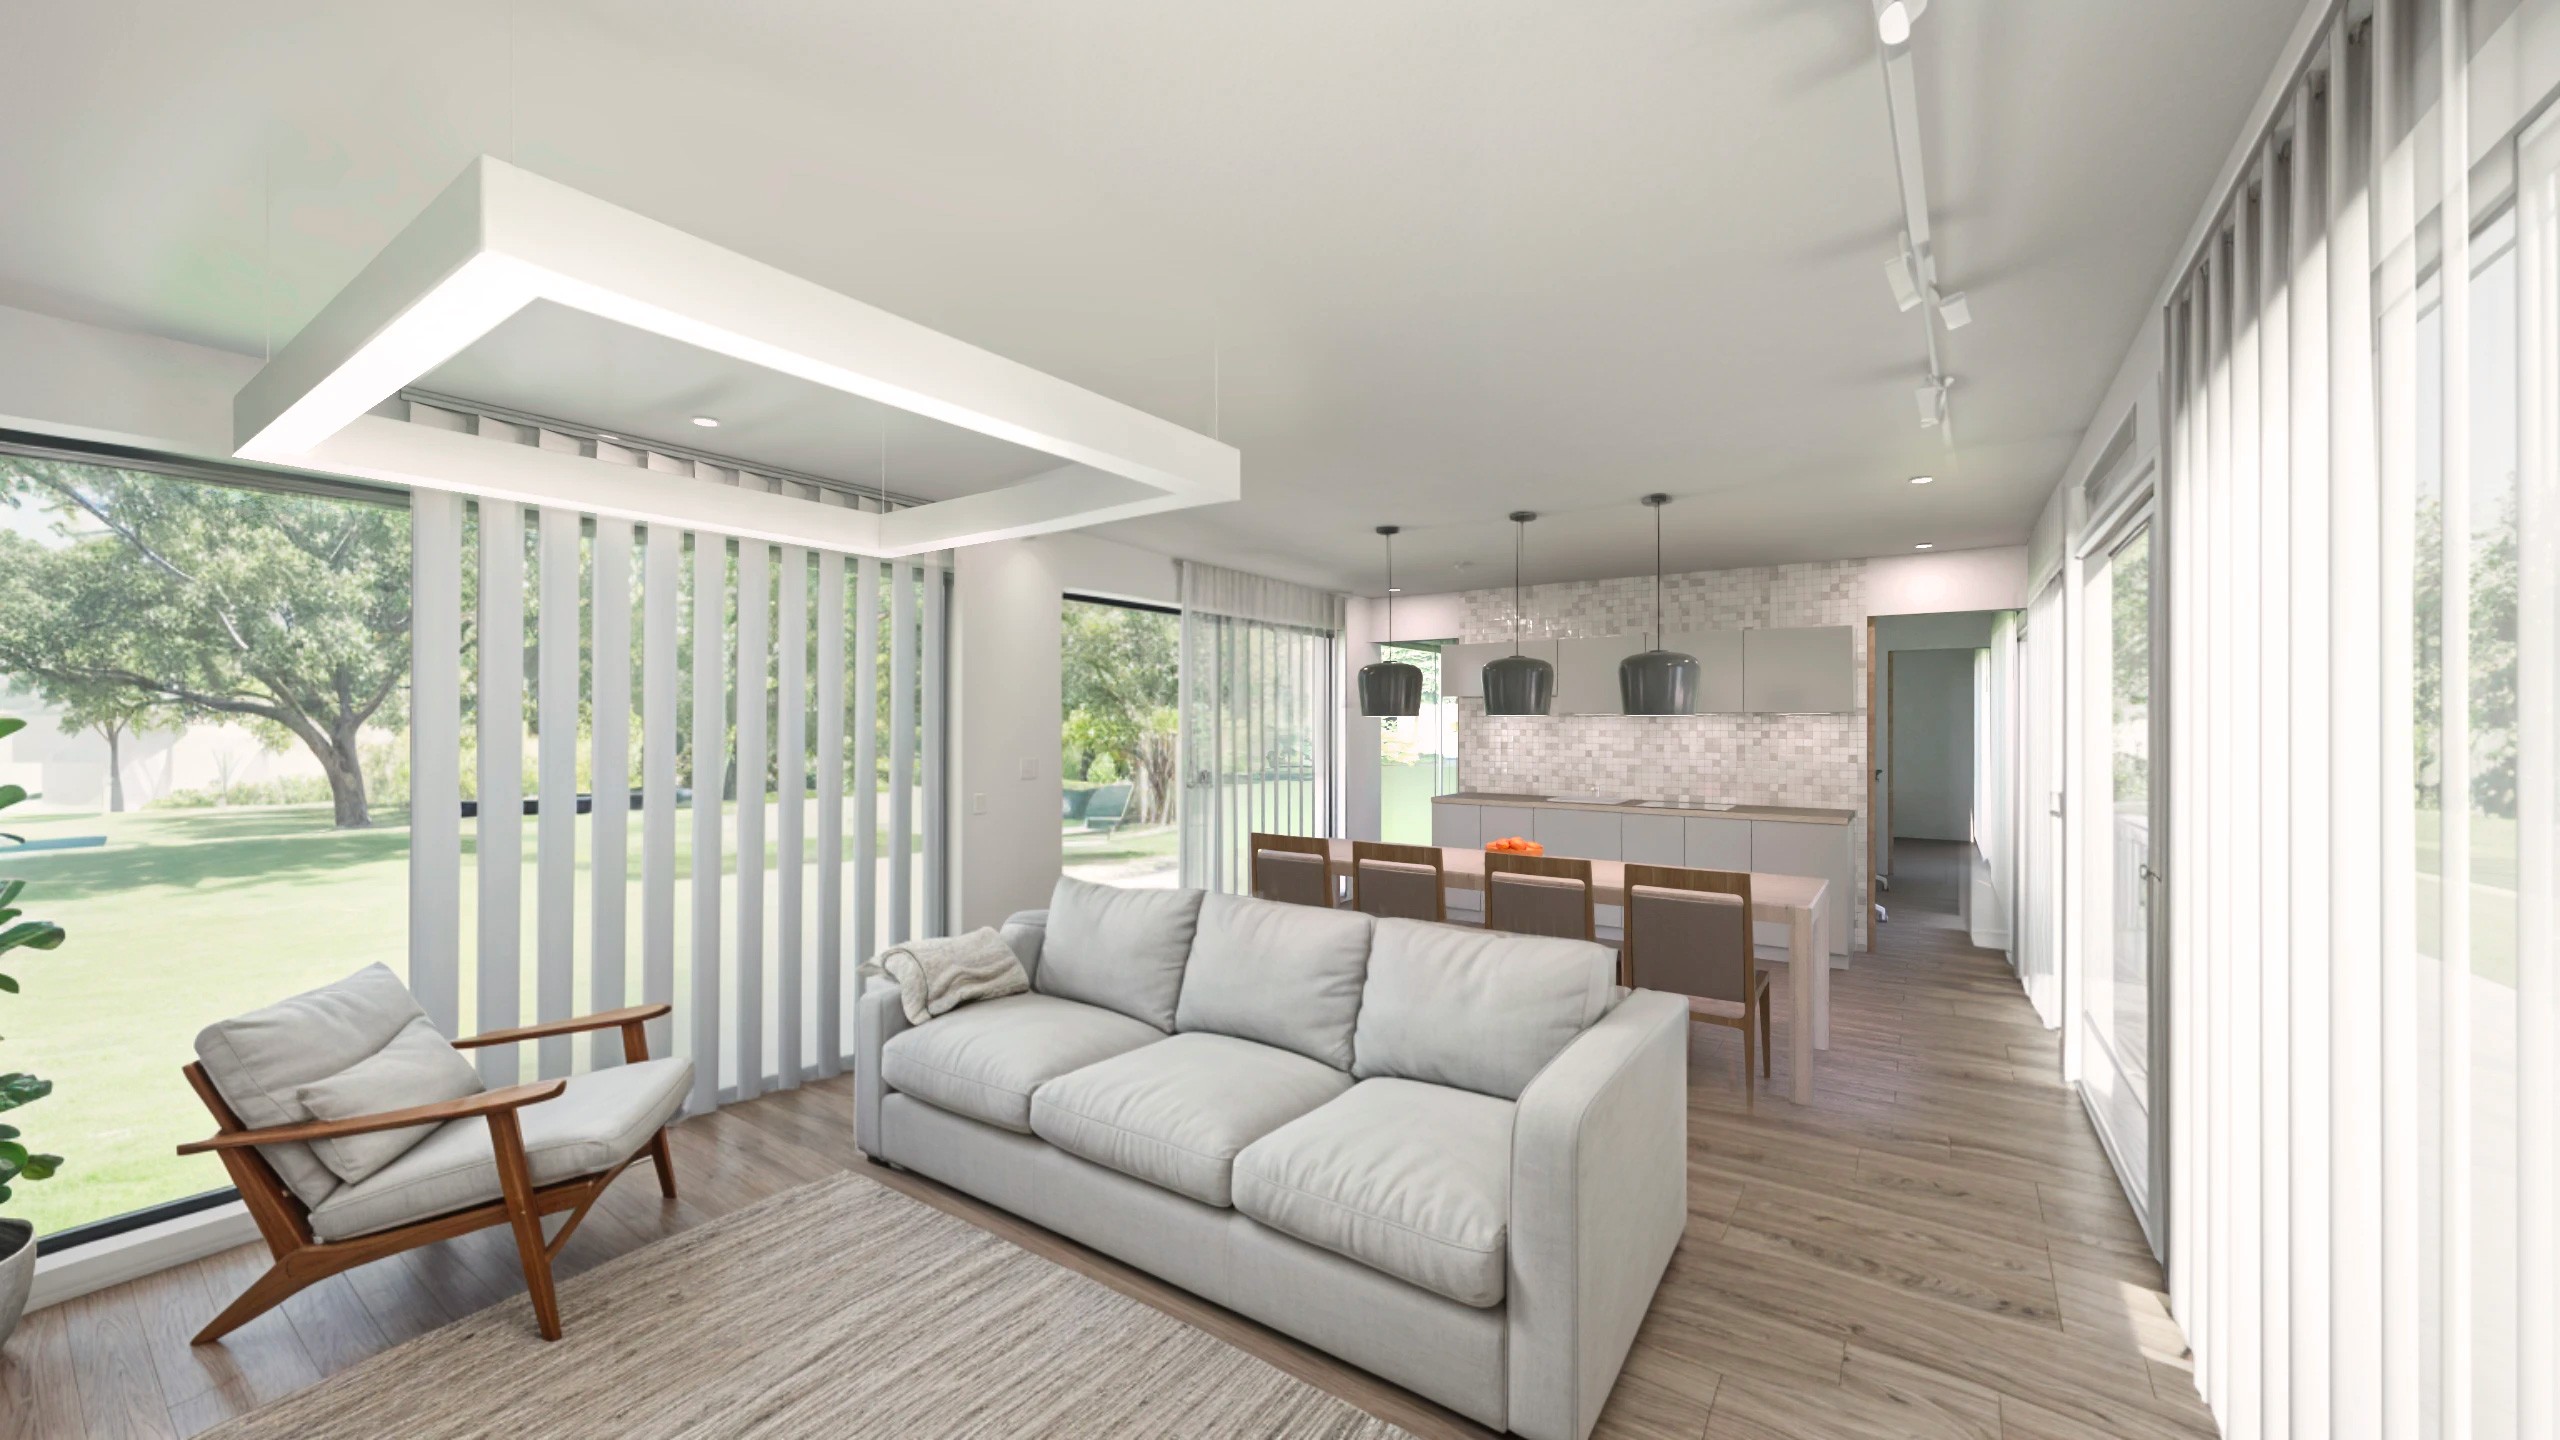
[1749,819,1851,961]
[1742,626,1855,713]
[1442,639,1557,700]
[1662,630,1747,712]
[1622,814,1687,865]
[1555,635,1635,715]
[1474,805,1538,846]
[1531,807,1621,861]
[1430,801,1481,850]
[1682,817,1752,871]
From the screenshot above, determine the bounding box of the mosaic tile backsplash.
[1457,559,1869,943]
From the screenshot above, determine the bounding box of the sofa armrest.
[855,976,913,1160]
[1000,908,1048,985]
[1505,989,1689,1440]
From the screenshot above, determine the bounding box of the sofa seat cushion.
[1031,1033,1352,1207]
[880,991,1165,1134]
[1233,1078,1514,1308]
[308,1056,692,1242]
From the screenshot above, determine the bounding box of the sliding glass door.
[2080,501,2165,1240]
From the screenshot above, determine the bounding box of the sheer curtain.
[1174,560,1346,891]
[2161,3,2555,1434]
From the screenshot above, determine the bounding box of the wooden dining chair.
[1621,863,1771,1092]
[1484,851,1596,941]
[1250,831,1337,908]
[1351,840,1445,922]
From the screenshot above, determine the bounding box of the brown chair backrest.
[1252,835,1335,908]
[1620,863,1754,990]
[1483,851,1595,941]
[1351,841,1445,922]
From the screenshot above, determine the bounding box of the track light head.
[1937,289,1973,329]
[1875,0,1927,46]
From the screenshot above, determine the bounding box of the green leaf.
[0,1183,14,1204]
[20,1154,57,1182]
[0,1140,22,1168]
[0,718,23,742]
[0,879,20,908]
[0,1074,50,1111]
[0,975,16,995]
[0,785,23,812]
[0,1123,16,1140]
[0,921,63,953]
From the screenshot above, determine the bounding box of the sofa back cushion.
[1033,878,1205,1031]
[1351,919,1616,1099]
[1174,892,1373,1069]
[194,963,431,1207]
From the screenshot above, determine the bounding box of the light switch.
[971,792,988,814]
[1018,757,1037,780]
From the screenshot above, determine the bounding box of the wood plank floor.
[9,869,2209,1439]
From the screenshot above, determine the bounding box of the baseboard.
[30,1201,260,1312]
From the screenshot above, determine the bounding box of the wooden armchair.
[180,999,683,1345]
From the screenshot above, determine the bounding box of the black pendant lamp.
[1619,493,1699,715]
[1358,526,1425,717]
[1484,511,1556,716]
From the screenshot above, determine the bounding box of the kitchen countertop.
[1430,791,1855,826]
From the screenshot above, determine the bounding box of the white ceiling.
[0,0,2299,593]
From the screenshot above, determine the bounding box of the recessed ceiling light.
[1909,475,1934,485]
[596,432,619,442]
[691,415,720,428]
[1388,587,1402,594]
[1914,542,1935,550]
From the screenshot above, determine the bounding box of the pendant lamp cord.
[1384,532,1394,644]
[1513,520,1524,655]
[1654,501,1665,648]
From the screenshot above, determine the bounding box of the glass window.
[0,452,411,1239]
[1377,642,1454,844]
[1061,597,1180,887]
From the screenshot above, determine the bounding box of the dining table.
[1320,840,1832,1104]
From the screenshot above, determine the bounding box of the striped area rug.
[205,1173,1412,1439]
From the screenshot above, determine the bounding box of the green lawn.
[3,799,922,1238]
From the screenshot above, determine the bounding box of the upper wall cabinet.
[1444,639,1557,699]
[1742,626,1855,713]
[1555,635,1634,714]
[1662,630,1747,712]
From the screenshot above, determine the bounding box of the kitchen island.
[1429,791,1855,961]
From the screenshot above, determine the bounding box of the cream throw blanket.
[861,928,1029,1025]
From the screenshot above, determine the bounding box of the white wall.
[1866,545,2028,616]
[0,302,254,456]
[950,529,1178,930]
[1887,648,1976,843]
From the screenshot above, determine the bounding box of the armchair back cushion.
[1033,878,1204,1031]
[297,1015,486,1184]
[1351,920,1616,1099]
[193,963,432,1207]
[1175,892,1373,1069]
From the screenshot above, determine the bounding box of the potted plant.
[0,716,65,1347]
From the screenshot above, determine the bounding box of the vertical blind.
[403,405,949,1121]
[2160,3,2555,1435]
[1174,560,1346,890]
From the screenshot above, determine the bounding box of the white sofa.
[855,878,1688,1440]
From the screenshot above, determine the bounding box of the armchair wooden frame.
[1483,850,1597,941]
[177,1002,678,1346]
[1622,863,1772,1094]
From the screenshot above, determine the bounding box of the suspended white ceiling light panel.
[232,156,1239,556]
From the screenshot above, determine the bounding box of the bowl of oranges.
[1485,835,1544,856]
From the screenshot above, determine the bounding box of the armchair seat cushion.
[880,992,1164,1134]
[1233,1078,1514,1308]
[308,1056,691,1241]
[1030,1032,1351,1207]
